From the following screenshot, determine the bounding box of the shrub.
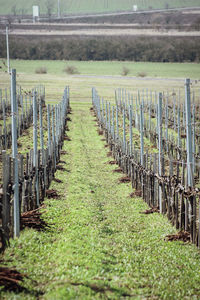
[35,66,47,74]
[63,65,79,74]
[137,72,147,77]
[121,66,130,76]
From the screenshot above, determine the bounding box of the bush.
[137,72,147,77]
[121,66,130,76]
[1,35,200,63]
[35,66,47,74]
[63,65,79,74]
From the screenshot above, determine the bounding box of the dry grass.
[137,71,147,77]
[63,65,80,75]
[121,66,130,76]
[35,66,47,74]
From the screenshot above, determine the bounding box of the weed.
[137,71,147,77]
[35,66,47,74]
[121,66,130,76]
[63,65,80,75]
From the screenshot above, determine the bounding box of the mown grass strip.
[0,102,200,299]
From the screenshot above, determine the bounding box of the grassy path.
[1,102,200,299]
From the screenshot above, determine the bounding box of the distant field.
[0,0,200,15]
[0,59,199,104]
[7,59,200,79]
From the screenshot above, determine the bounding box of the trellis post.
[11,69,20,237]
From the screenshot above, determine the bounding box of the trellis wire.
[92,80,200,248]
[0,70,70,251]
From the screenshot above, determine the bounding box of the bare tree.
[45,0,55,18]
[11,4,17,16]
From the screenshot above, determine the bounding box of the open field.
[0,60,199,102]
[6,59,200,78]
[0,0,200,15]
[5,27,200,37]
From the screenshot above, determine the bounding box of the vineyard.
[0,70,70,250]
[1,65,200,298]
[92,80,200,247]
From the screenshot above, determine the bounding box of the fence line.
[0,85,45,153]
[114,84,200,185]
[92,83,200,248]
[0,70,70,250]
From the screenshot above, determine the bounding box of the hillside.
[0,0,200,16]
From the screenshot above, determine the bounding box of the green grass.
[1,59,200,111]
[1,102,200,299]
[0,0,200,15]
[7,59,200,79]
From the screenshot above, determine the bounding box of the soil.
[107,152,112,157]
[166,231,191,242]
[108,161,117,165]
[119,176,131,183]
[113,168,123,173]
[130,190,142,197]
[56,165,66,171]
[46,189,60,199]
[140,207,160,214]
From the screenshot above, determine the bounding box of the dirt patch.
[58,160,66,164]
[53,178,63,183]
[98,130,104,135]
[64,135,71,141]
[0,267,26,292]
[101,138,106,142]
[113,168,123,173]
[67,109,72,114]
[119,176,131,183]
[107,152,112,157]
[104,144,109,148]
[69,281,132,296]
[165,231,190,243]
[46,189,60,199]
[140,207,159,214]
[130,190,142,198]
[108,160,117,165]
[21,207,49,231]
[56,165,66,171]
[8,28,200,37]
[60,150,67,155]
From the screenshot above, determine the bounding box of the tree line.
[0,35,200,63]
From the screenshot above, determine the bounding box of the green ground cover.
[6,59,200,79]
[1,102,200,299]
[0,0,200,15]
